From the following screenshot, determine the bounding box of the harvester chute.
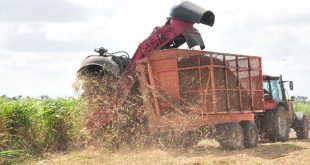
[78,1,215,76]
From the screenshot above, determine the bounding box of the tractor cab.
[263,75,294,119]
[263,75,293,103]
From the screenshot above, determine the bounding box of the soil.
[20,131,310,165]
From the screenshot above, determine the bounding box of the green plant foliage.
[293,101,310,124]
[0,96,80,163]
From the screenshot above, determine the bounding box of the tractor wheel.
[240,121,258,148]
[294,112,309,140]
[215,122,244,150]
[266,106,290,142]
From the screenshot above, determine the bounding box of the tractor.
[258,75,308,141]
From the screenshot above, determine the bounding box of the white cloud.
[0,0,88,22]
[0,51,87,97]
[17,24,35,34]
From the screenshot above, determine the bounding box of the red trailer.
[136,49,264,149]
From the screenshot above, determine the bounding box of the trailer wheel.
[240,121,258,148]
[266,106,290,142]
[294,112,309,140]
[216,123,244,150]
[176,130,201,150]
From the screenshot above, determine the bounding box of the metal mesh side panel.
[174,52,263,114]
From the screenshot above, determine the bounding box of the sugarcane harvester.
[78,1,308,150]
[78,1,215,115]
[78,1,214,77]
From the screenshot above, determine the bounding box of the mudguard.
[170,1,215,26]
[294,112,306,128]
[78,55,120,76]
[182,28,205,50]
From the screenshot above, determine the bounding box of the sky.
[0,0,309,98]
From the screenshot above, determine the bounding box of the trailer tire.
[240,121,258,148]
[176,130,201,150]
[294,112,309,140]
[266,106,290,142]
[216,123,244,150]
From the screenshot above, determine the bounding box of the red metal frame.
[125,19,200,73]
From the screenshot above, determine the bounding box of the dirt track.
[21,131,310,165]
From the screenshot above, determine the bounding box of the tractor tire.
[215,122,244,150]
[266,106,290,142]
[240,121,258,148]
[294,112,309,140]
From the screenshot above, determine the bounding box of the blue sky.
[0,0,309,98]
